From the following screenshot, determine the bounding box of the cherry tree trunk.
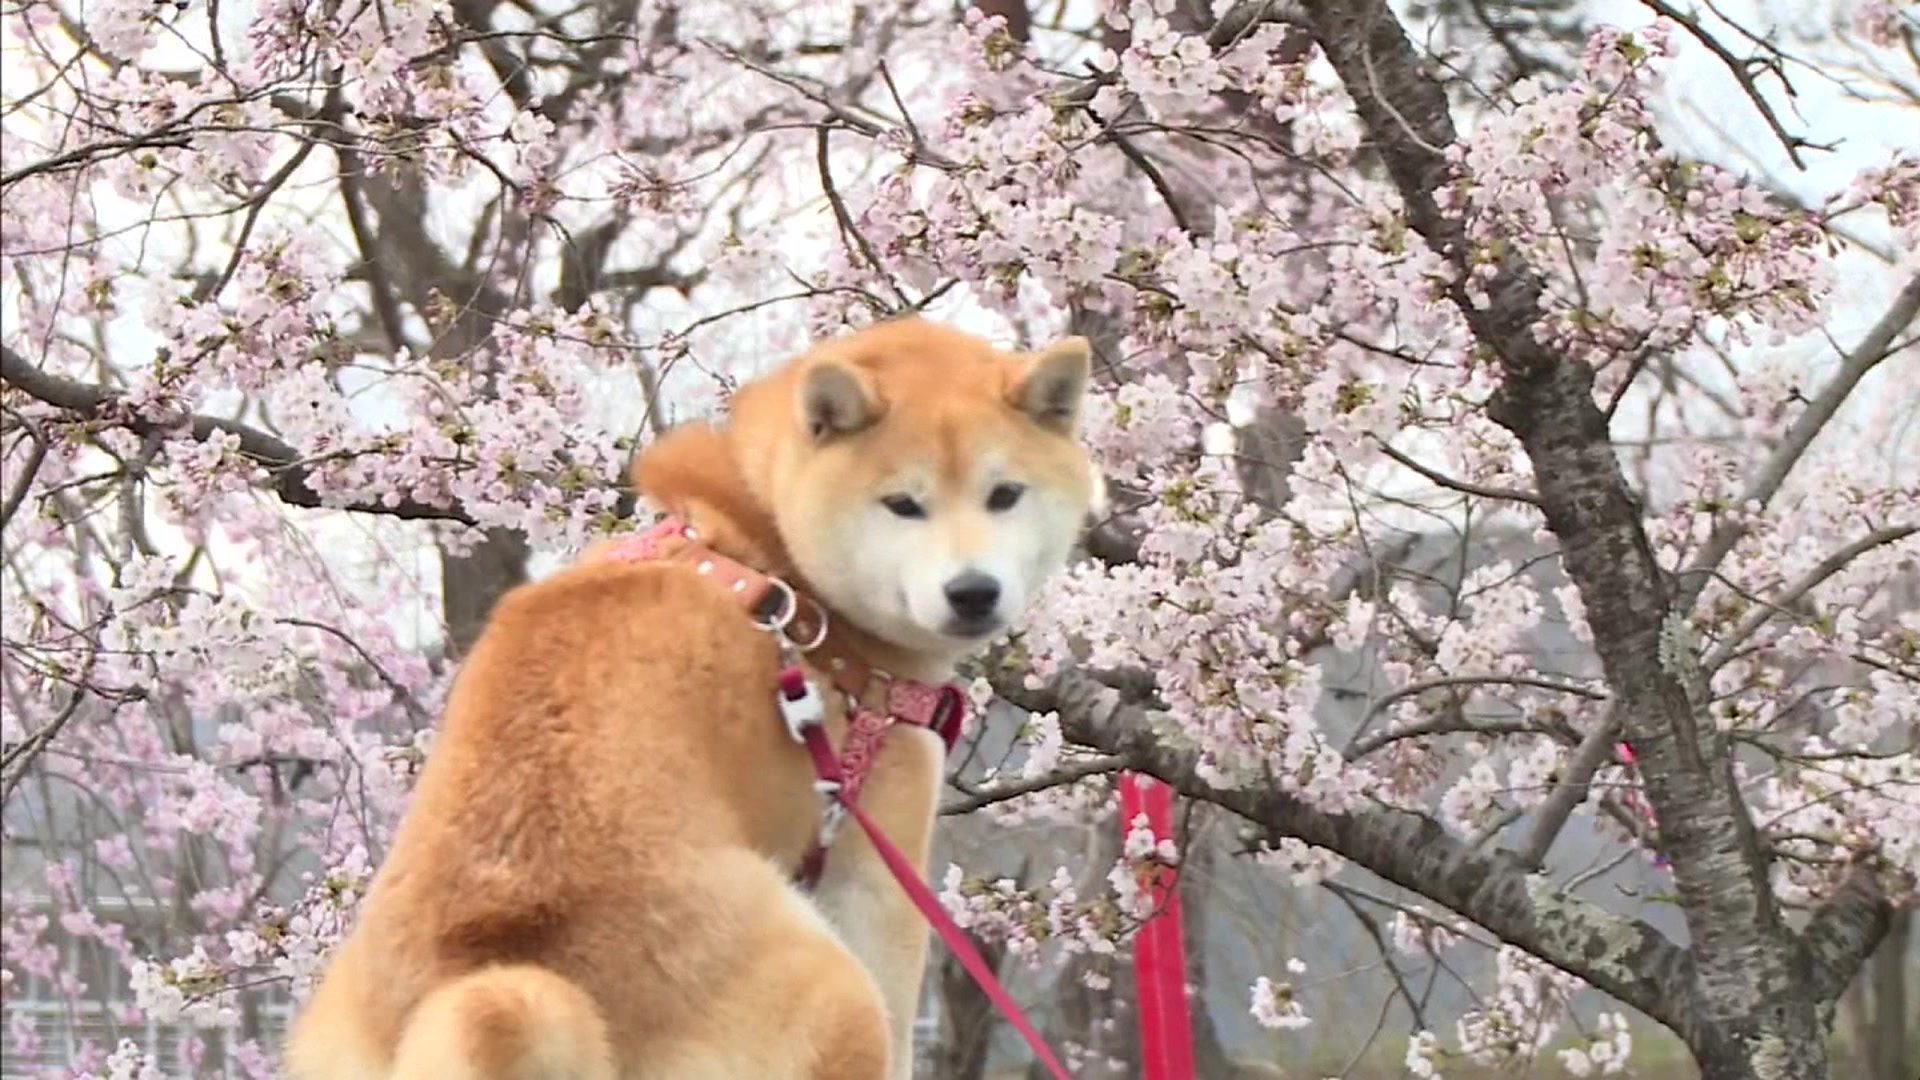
[1690,1009,1830,1080]
[1289,2,1902,1078]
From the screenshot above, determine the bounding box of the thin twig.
[275,617,433,724]
[1327,880,1433,1032]
[0,411,50,529]
[1702,524,1919,670]
[1377,441,1540,505]
[942,754,1129,815]
[814,124,909,308]
[1637,0,1818,170]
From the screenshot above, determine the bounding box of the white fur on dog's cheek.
[1032,493,1085,580]
[825,511,935,640]
[808,510,973,655]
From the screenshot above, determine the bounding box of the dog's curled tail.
[390,964,615,1080]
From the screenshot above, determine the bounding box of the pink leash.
[782,668,1073,1080]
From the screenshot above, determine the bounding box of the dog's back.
[284,559,888,1078]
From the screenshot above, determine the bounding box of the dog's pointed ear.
[1012,335,1090,433]
[798,360,877,440]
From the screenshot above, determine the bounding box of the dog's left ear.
[799,360,878,440]
[1012,335,1090,433]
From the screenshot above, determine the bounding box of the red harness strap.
[789,675,966,889]
[602,518,1071,1079]
[783,672,1072,1080]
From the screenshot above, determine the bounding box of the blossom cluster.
[937,807,1180,974]
[1248,958,1311,1031]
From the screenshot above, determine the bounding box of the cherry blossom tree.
[3,0,1915,1077]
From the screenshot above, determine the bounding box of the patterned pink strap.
[831,687,964,803]
[834,707,892,805]
[794,687,965,890]
[886,680,968,753]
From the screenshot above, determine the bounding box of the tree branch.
[1515,709,1623,871]
[337,154,410,352]
[1702,523,1919,670]
[1343,672,1603,758]
[1362,673,1605,721]
[1325,879,1432,1032]
[1800,865,1895,1004]
[940,753,1130,815]
[1086,99,1200,235]
[1636,0,1817,169]
[1,345,477,526]
[0,410,50,529]
[999,668,1702,1041]
[1679,271,1920,610]
[1377,441,1541,505]
[1346,714,1548,758]
[815,123,909,308]
[0,130,195,189]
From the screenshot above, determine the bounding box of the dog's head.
[719,318,1098,661]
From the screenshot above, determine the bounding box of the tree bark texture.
[1860,911,1913,1080]
[935,927,1009,1080]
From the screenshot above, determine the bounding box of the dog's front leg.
[810,727,946,1080]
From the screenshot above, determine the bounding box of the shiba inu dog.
[284,317,1099,1079]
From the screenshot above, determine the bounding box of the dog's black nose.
[943,572,1001,621]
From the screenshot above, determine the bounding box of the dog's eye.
[881,495,926,519]
[986,483,1025,512]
